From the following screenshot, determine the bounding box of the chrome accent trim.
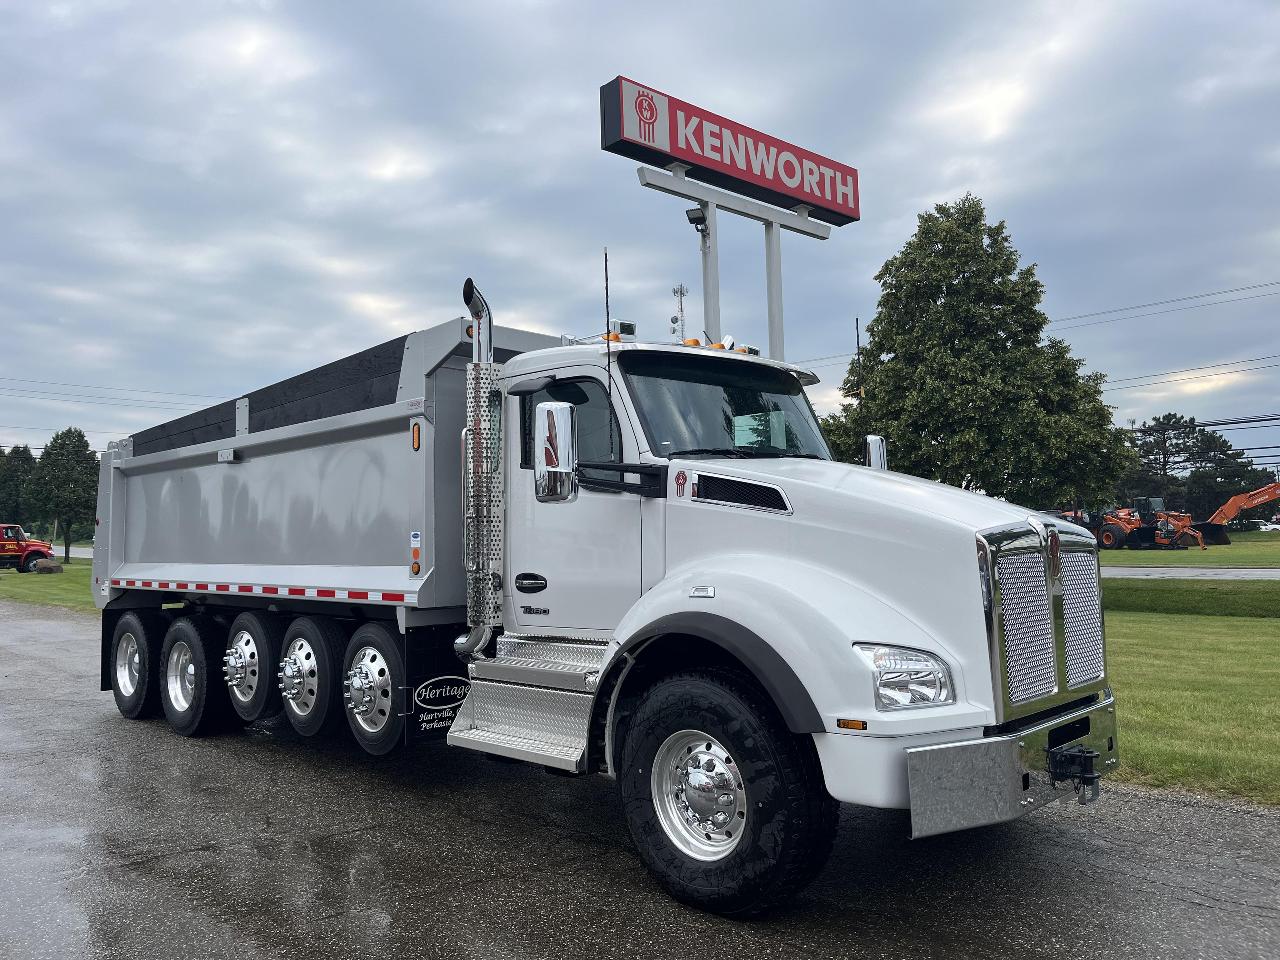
[979,521,1108,724]
[690,471,792,515]
[906,691,1118,838]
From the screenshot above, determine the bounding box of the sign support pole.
[763,220,784,360]
[636,166,829,361]
[700,201,721,344]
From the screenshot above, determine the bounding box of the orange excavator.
[1193,481,1280,545]
[1094,498,1204,550]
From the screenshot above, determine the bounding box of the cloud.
[0,1,1277,470]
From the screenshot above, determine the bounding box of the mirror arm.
[576,461,668,498]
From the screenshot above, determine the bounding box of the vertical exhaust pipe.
[457,278,501,660]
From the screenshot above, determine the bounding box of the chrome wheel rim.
[279,637,319,717]
[165,640,195,713]
[115,632,140,698]
[651,729,747,861]
[223,630,261,704]
[344,645,392,734]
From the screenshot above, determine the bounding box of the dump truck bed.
[92,319,557,612]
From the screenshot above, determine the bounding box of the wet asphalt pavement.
[2,600,1278,960]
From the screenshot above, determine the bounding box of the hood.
[678,457,1052,533]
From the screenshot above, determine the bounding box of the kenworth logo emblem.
[634,88,658,143]
[414,676,470,710]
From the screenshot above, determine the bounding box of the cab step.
[447,679,592,771]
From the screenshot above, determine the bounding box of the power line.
[1050,280,1280,323]
[0,376,223,400]
[1103,361,1280,392]
[1053,290,1280,332]
[0,388,196,411]
[1104,353,1280,385]
[0,425,129,435]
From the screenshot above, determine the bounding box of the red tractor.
[0,523,54,573]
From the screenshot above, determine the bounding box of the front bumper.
[905,692,1118,838]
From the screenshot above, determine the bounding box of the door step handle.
[514,573,548,594]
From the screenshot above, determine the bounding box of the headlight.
[853,644,955,710]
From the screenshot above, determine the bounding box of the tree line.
[0,428,99,562]
[819,194,1278,522]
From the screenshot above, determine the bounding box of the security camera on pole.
[600,76,859,360]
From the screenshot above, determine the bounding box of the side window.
[1,527,14,541]
[520,379,622,479]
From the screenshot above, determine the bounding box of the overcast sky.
[3,1,1279,469]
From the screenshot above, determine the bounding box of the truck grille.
[994,541,1105,711]
[1060,551,1105,686]
[995,553,1056,703]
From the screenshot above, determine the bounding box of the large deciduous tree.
[821,194,1131,507]
[0,444,38,522]
[34,428,99,562]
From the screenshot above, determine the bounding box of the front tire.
[619,670,838,916]
[160,617,234,736]
[1099,523,1126,549]
[110,611,166,719]
[342,623,405,756]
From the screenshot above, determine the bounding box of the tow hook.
[1047,743,1102,805]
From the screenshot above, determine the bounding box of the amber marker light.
[411,422,421,451]
[410,561,421,575]
[708,342,726,349]
[682,338,702,347]
[836,719,868,731]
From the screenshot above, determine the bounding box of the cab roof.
[501,339,821,386]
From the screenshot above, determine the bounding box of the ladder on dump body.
[446,636,607,771]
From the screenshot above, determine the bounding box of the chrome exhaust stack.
[457,278,502,660]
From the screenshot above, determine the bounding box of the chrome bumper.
[905,692,1118,839]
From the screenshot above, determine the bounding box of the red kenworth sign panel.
[600,76,860,226]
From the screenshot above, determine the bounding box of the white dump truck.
[95,280,1117,915]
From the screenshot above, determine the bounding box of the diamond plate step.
[447,679,592,771]
[471,657,597,692]
[494,637,608,669]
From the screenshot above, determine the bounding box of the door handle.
[514,573,548,594]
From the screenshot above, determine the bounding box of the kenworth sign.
[600,76,860,226]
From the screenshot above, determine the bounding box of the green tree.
[34,428,99,562]
[821,194,1131,506]
[0,444,38,522]
[1116,413,1277,519]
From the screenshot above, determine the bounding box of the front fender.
[607,555,992,737]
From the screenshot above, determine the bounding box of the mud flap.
[401,626,471,745]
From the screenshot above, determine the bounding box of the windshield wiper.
[666,447,754,458]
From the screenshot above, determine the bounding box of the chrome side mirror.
[865,434,888,471]
[534,401,578,503]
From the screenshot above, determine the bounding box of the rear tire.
[110,611,166,719]
[160,616,235,736]
[619,669,838,916]
[223,611,285,723]
[1099,523,1126,549]
[279,617,347,737]
[342,623,405,756]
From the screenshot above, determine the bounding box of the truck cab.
[0,524,52,573]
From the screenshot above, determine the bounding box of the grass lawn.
[1106,608,1280,804]
[1099,529,1280,568]
[1102,577,1280,619]
[0,559,96,613]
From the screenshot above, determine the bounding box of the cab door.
[0,527,18,566]
[505,370,642,633]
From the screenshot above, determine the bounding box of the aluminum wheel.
[344,645,392,734]
[279,637,319,717]
[165,640,196,713]
[223,630,261,704]
[651,729,748,861]
[115,632,141,698]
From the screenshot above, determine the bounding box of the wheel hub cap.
[223,631,260,703]
[165,641,195,713]
[343,646,392,734]
[115,633,140,698]
[652,730,747,861]
[278,638,318,716]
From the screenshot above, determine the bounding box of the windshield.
[618,351,830,460]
